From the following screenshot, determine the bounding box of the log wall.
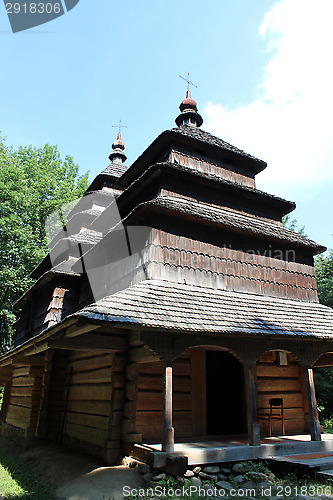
[256,351,308,435]
[61,352,114,451]
[136,352,192,441]
[6,365,43,436]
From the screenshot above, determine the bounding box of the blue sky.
[1,0,332,251]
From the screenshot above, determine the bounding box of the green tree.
[314,250,333,419]
[0,135,89,353]
[315,250,333,308]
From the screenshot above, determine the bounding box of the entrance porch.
[128,434,333,468]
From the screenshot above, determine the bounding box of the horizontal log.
[65,412,109,431]
[136,411,192,439]
[138,374,190,392]
[129,347,160,364]
[137,392,191,411]
[66,400,111,417]
[12,376,37,388]
[66,323,100,338]
[258,407,305,420]
[256,365,300,378]
[6,416,28,430]
[257,392,303,408]
[63,421,107,447]
[49,333,127,352]
[11,386,41,398]
[12,355,45,367]
[260,418,305,433]
[71,368,112,385]
[256,378,301,392]
[9,396,31,407]
[66,384,111,401]
[13,366,42,378]
[69,354,114,373]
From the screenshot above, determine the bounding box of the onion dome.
[175,90,203,128]
[109,132,127,165]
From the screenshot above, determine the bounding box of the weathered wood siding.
[136,353,192,440]
[146,229,318,302]
[6,366,43,433]
[256,352,308,435]
[61,352,114,449]
[167,150,256,188]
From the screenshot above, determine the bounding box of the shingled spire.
[176,73,203,127]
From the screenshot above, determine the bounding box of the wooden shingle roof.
[127,196,326,254]
[75,279,333,339]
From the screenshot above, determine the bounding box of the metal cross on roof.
[179,73,198,92]
[112,119,127,135]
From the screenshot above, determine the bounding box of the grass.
[0,427,59,500]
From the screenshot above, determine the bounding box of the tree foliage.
[0,135,89,352]
[313,250,333,418]
[315,250,333,308]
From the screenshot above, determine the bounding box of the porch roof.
[75,279,333,339]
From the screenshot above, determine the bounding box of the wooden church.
[1,88,333,467]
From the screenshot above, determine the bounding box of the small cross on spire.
[112,119,127,137]
[179,72,198,93]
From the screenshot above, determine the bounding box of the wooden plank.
[63,422,107,447]
[12,376,38,388]
[65,384,111,401]
[9,396,31,407]
[70,368,112,385]
[49,333,127,352]
[66,323,100,338]
[11,386,35,397]
[12,367,30,377]
[12,355,45,367]
[191,348,206,436]
[66,400,111,417]
[256,378,301,392]
[257,392,303,408]
[256,365,300,378]
[138,374,190,392]
[65,412,109,431]
[136,411,192,439]
[136,391,191,411]
[69,355,114,373]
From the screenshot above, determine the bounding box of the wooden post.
[244,362,260,446]
[305,367,321,441]
[191,348,206,436]
[162,361,174,453]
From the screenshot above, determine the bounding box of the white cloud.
[204,0,333,201]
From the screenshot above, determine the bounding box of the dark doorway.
[206,350,245,435]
